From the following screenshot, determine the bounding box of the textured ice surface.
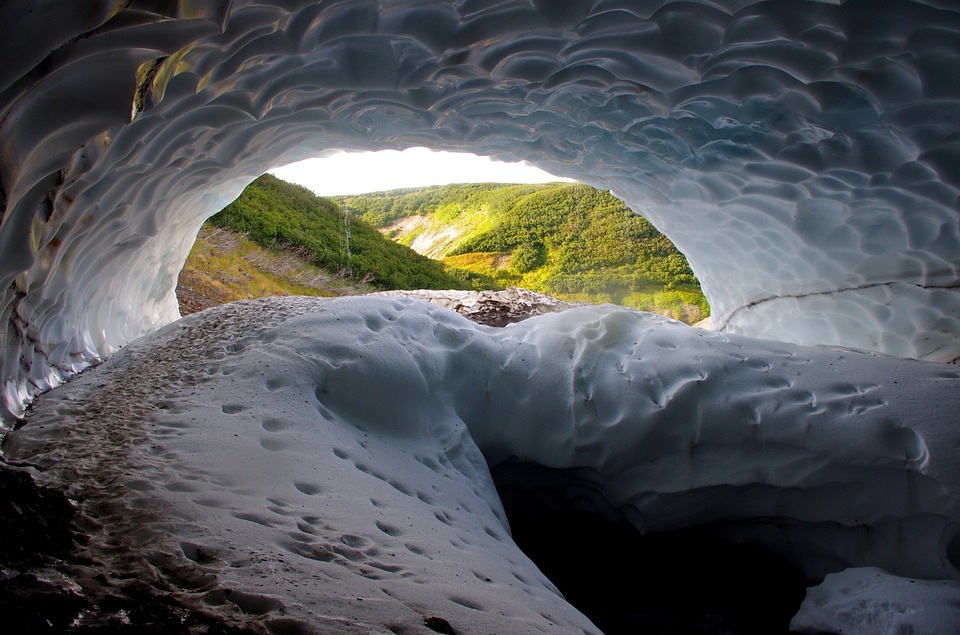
[2,0,960,419]
[790,567,960,635]
[5,297,960,632]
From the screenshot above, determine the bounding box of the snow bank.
[791,567,960,635]
[2,0,960,420]
[6,297,960,632]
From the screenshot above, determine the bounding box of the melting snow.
[6,296,960,633]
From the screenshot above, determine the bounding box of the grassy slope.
[177,175,468,315]
[177,224,372,315]
[209,174,466,291]
[341,183,709,323]
[179,177,708,324]
[341,183,548,258]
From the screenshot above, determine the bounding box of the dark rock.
[0,466,80,567]
[370,287,580,327]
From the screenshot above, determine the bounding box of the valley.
[180,176,709,323]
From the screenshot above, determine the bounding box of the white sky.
[269,148,573,196]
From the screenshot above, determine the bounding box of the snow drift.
[6,297,960,632]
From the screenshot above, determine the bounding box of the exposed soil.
[176,283,222,316]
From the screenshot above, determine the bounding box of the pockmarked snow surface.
[3,0,960,421]
[790,567,960,635]
[6,297,960,633]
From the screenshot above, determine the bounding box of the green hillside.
[209,174,464,290]
[340,183,709,323]
[177,224,370,315]
[198,176,709,323]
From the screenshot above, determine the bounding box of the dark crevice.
[492,461,808,635]
[132,57,166,119]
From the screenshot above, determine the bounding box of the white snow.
[2,0,960,419]
[6,296,960,632]
[791,567,960,635]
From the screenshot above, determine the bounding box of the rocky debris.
[176,284,221,316]
[370,287,581,327]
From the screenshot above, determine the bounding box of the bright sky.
[269,148,573,196]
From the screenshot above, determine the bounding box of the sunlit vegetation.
[184,175,708,323]
[209,174,465,290]
[177,224,358,314]
[341,183,709,323]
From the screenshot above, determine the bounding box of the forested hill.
[208,174,464,290]
[339,183,709,322]
[201,176,708,323]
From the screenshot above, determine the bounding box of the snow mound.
[6,297,960,632]
[791,567,960,635]
[2,0,960,420]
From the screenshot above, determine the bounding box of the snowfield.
[6,296,960,633]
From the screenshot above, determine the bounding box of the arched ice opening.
[1,0,959,420]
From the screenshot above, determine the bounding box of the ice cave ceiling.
[0,0,959,421]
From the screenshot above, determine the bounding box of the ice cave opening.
[2,1,960,633]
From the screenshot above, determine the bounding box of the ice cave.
[1,1,960,633]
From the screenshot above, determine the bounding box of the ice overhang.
[0,0,958,422]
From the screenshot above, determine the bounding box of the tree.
[512,241,546,273]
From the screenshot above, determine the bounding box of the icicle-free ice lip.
[7,296,960,633]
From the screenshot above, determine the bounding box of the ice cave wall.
[0,0,959,422]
